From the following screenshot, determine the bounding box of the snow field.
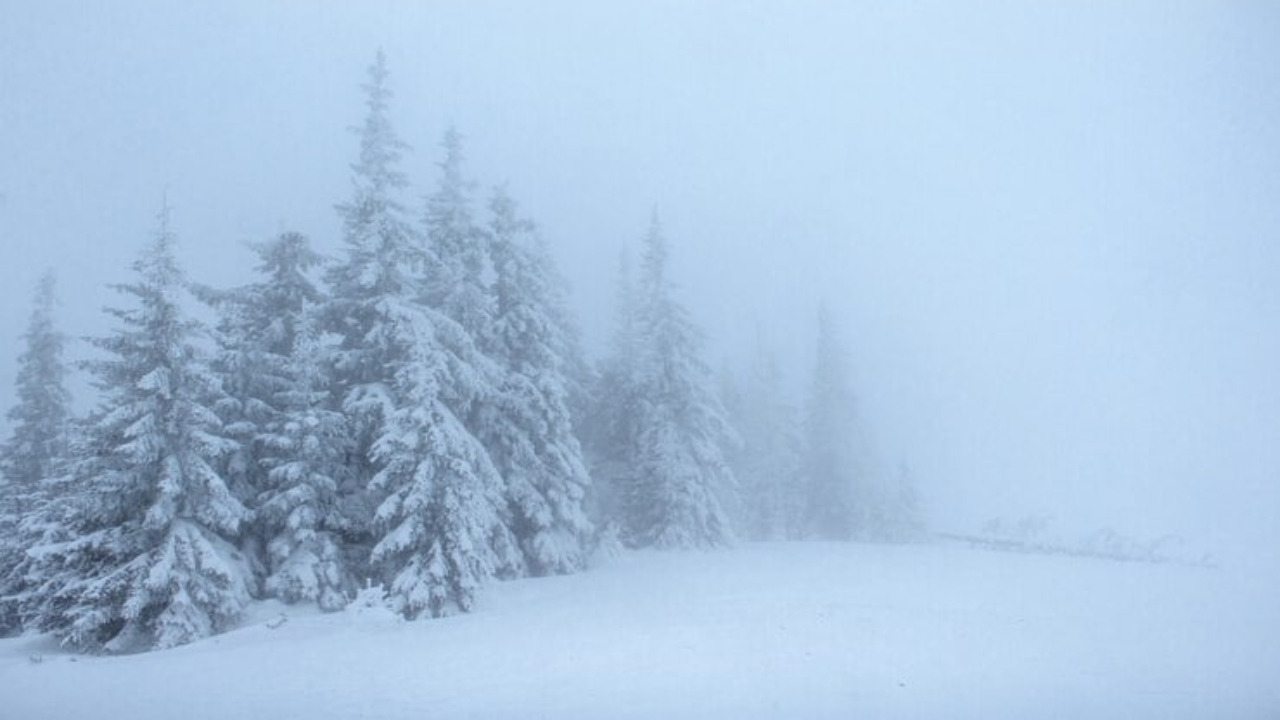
[3,541,1276,719]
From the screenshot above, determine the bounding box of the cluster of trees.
[0,53,918,653]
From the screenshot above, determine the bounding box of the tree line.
[0,52,918,653]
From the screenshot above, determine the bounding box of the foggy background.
[2,1,1277,562]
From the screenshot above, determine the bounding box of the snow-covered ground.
[3,541,1276,719]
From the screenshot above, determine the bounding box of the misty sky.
[2,1,1278,558]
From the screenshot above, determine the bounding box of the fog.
[2,1,1278,561]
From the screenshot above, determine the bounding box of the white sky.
[2,0,1278,558]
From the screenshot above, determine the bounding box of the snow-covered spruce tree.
[803,306,865,540]
[582,250,641,530]
[209,231,354,609]
[723,339,805,541]
[1,271,71,510]
[367,312,520,617]
[536,226,596,477]
[325,52,517,617]
[418,129,543,579]
[5,421,85,635]
[626,213,737,549]
[0,270,72,635]
[477,187,592,575]
[29,208,250,653]
[323,49,420,567]
[423,127,492,348]
[202,231,326,586]
[256,302,352,610]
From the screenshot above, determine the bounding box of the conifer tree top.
[351,49,409,194]
[2,267,71,502]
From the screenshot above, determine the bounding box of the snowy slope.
[3,542,1276,719]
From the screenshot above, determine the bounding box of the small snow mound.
[344,583,401,623]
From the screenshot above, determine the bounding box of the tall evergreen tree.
[417,128,543,579]
[723,338,805,541]
[0,270,72,634]
[325,52,517,617]
[323,49,420,564]
[1,271,71,510]
[206,231,357,607]
[423,127,491,349]
[583,250,641,529]
[626,214,737,549]
[803,307,864,540]
[478,187,592,574]
[203,231,327,584]
[256,302,352,610]
[535,227,596,471]
[365,314,519,617]
[27,208,250,652]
